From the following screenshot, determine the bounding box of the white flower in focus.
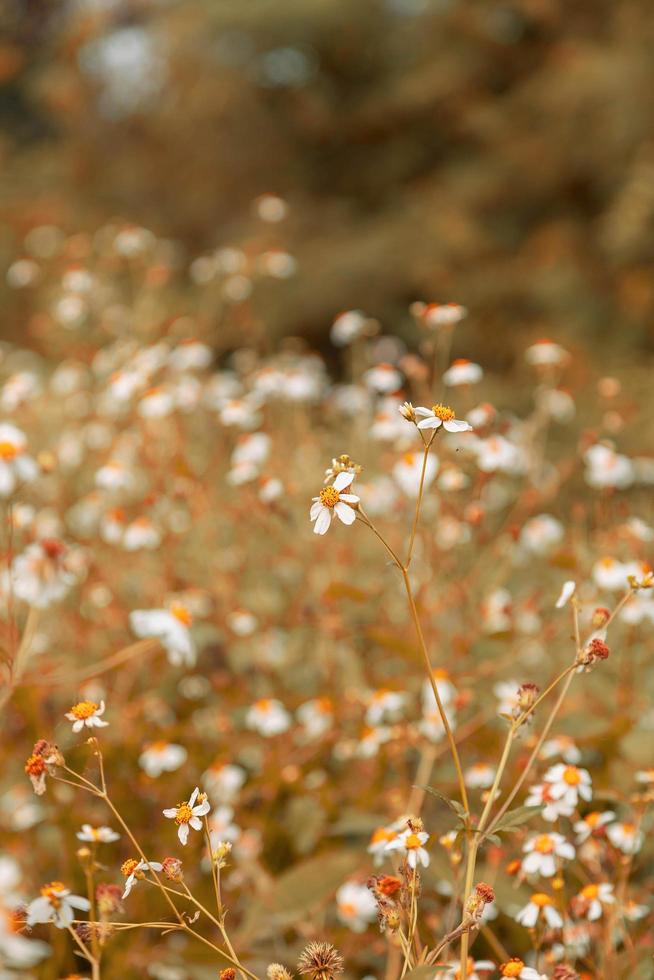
[121,858,164,898]
[65,699,108,733]
[515,893,563,930]
[76,824,120,843]
[139,742,188,778]
[310,471,359,535]
[414,403,472,433]
[163,787,210,845]
[607,820,644,855]
[245,698,291,736]
[129,603,196,667]
[26,882,90,929]
[335,881,378,932]
[521,833,575,878]
[442,359,483,386]
[0,424,38,497]
[385,827,430,869]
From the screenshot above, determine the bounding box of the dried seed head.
[162,857,183,882]
[297,942,344,980]
[95,884,123,918]
[577,637,610,671]
[474,882,495,905]
[220,970,237,980]
[591,607,610,629]
[267,965,293,980]
[513,682,539,723]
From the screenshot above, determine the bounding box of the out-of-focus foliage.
[2,0,654,358]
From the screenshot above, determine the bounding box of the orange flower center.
[371,827,394,845]
[454,959,475,980]
[170,603,192,626]
[41,881,66,906]
[319,486,340,507]
[533,835,554,854]
[405,833,422,850]
[581,884,599,900]
[563,766,581,785]
[501,960,525,978]
[339,901,357,918]
[531,892,553,907]
[70,700,98,720]
[0,441,18,460]
[430,403,455,421]
[121,859,139,877]
[175,803,193,825]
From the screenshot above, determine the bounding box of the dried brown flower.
[266,964,293,980]
[297,942,344,980]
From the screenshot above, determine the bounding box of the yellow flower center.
[585,812,601,828]
[533,834,554,854]
[430,403,455,421]
[531,892,552,907]
[319,486,340,507]
[581,884,599,900]
[121,859,139,877]
[175,803,193,824]
[0,441,18,460]
[70,700,98,720]
[170,602,192,626]
[371,827,394,845]
[405,833,422,850]
[501,961,525,978]
[339,901,357,918]
[563,766,581,785]
[41,881,66,906]
[454,959,475,980]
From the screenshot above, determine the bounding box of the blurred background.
[1,0,654,366]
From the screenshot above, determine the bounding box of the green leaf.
[492,805,542,833]
[419,786,468,820]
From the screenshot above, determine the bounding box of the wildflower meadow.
[2,3,654,980]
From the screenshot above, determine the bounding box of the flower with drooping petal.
[414,403,472,433]
[121,859,164,898]
[65,700,108,733]
[309,472,359,535]
[162,788,210,845]
[26,882,90,929]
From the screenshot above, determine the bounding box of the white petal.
[313,508,331,535]
[555,580,576,608]
[333,471,354,491]
[69,895,91,911]
[413,407,432,418]
[178,823,189,845]
[309,501,322,520]
[189,787,199,806]
[443,419,471,432]
[334,501,356,525]
[162,808,177,818]
[189,816,202,830]
[417,417,441,430]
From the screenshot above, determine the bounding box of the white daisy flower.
[385,827,430,869]
[365,690,405,726]
[442,358,483,386]
[521,832,575,878]
[76,824,120,843]
[573,882,615,921]
[515,892,563,930]
[414,403,472,433]
[245,698,291,736]
[163,787,210,845]
[202,763,247,803]
[129,602,196,667]
[607,820,644,855]
[539,735,582,764]
[443,958,494,979]
[26,882,90,929]
[121,859,164,898]
[573,810,615,844]
[0,423,38,497]
[499,957,547,979]
[309,471,359,535]
[542,764,592,811]
[367,821,405,866]
[138,741,188,778]
[65,699,108,733]
[412,301,467,328]
[335,881,378,932]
